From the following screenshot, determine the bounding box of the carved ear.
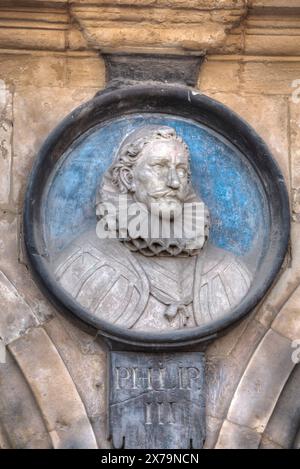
[119,167,135,193]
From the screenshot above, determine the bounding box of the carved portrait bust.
[54,125,252,331]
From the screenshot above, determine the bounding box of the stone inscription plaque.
[109,352,205,449]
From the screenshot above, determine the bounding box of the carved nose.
[167,168,180,189]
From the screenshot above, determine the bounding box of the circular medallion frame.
[23,84,290,350]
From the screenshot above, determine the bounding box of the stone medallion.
[24,84,289,350]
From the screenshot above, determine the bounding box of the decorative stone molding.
[70,1,247,55]
[0,1,300,56]
[243,6,300,56]
[0,3,69,51]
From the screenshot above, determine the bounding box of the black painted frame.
[23,84,290,350]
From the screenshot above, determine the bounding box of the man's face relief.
[132,139,190,219]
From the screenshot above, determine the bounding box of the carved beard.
[97,185,210,258]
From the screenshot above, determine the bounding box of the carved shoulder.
[54,233,149,328]
[193,245,252,326]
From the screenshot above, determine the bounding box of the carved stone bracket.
[103,53,204,87]
[71,0,247,55]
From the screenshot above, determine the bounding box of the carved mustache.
[149,190,180,199]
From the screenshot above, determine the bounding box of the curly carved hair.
[109,126,191,194]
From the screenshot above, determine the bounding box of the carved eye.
[153,163,165,170]
[177,167,187,177]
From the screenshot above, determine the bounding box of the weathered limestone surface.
[0,53,105,208]
[12,86,100,206]
[9,327,98,449]
[206,316,266,422]
[215,420,262,449]
[70,2,247,54]
[271,285,300,341]
[255,222,300,329]
[226,330,295,433]
[0,82,12,206]
[290,100,300,221]
[0,0,299,450]
[0,350,52,449]
[261,365,300,449]
[293,428,300,449]
[240,62,300,95]
[200,60,300,95]
[0,211,54,326]
[0,269,38,344]
[0,53,105,89]
[44,316,110,448]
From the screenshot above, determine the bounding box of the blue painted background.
[44,114,269,259]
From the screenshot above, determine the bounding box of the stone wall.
[0,0,299,449]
